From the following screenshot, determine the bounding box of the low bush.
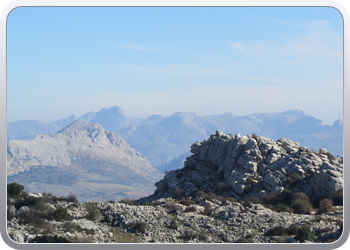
[7,182,25,197]
[287,172,300,187]
[64,193,78,203]
[197,232,209,241]
[332,188,343,206]
[292,200,313,214]
[168,219,178,230]
[175,188,183,198]
[179,197,193,206]
[167,203,180,213]
[178,229,197,241]
[51,206,73,221]
[287,224,299,235]
[274,203,293,212]
[197,190,205,198]
[85,203,101,221]
[291,192,313,214]
[237,238,254,243]
[216,182,226,194]
[281,189,293,204]
[319,227,331,234]
[7,211,15,221]
[295,226,315,241]
[224,197,237,203]
[201,204,214,216]
[203,193,217,201]
[63,222,95,235]
[15,196,42,210]
[31,234,71,243]
[184,206,197,213]
[317,198,334,214]
[274,235,288,243]
[119,198,135,205]
[263,192,280,205]
[264,226,287,236]
[133,222,147,232]
[325,152,335,161]
[243,196,261,207]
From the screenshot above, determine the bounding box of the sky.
[7,7,343,125]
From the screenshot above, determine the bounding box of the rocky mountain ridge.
[8,106,343,169]
[137,131,343,204]
[7,120,163,202]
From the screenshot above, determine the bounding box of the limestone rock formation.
[7,120,164,202]
[137,131,343,204]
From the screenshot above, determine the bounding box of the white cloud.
[230,19,342,58]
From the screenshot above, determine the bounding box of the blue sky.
[7,7,343,125]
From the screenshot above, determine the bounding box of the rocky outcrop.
[7,120,164,202]
[137,131,343,204]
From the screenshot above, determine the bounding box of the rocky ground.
[7,191,343,244]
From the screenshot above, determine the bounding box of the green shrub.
[31,234,71,243]
[15,196,42,209]
[295,226,315,241]
[52,206,73,221]
[274,203,292,212]
[292,200,313,214]
[133,222,147,232]
[264,226,287,236]
[282,189,293,204]
[317,198,334,214]
[325,152,335,161]
[7,183,25,197]
[84,203,101,221]
[243,196,261,207]
[237,237,254,243]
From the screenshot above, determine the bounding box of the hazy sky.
[7,7,343,125]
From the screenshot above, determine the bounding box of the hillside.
[7,120,163,202]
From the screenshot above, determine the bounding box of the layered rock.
[137,131,343,203]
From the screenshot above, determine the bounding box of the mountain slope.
[7,120,164,202]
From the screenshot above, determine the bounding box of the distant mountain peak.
[332,119,343,126]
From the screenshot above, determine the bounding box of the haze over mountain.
[7,120,163,202]
[7,106,343,170]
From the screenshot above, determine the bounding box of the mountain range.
[7,106,343,170]
[7,120,163,202]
